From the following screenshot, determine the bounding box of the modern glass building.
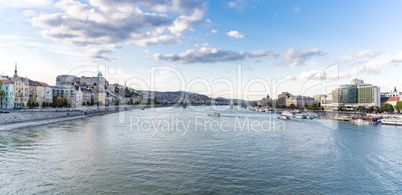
[324,79,380,111]
[357,84,380,106]
[332,85,358,103]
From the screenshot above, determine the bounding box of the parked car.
[0,110,10,113]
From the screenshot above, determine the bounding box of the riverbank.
[0,104,181,131]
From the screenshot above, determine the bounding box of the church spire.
[13,62,18,77]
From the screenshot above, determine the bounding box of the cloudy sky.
[1,0,402,100]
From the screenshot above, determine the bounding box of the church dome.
[97,71,103,77]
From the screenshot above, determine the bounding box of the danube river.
[1,107,401,194]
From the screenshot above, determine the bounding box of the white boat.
[278,115,289,120]
[295,113,306,119]
[305,114,314,119]
[207,112,220,117]
[282,111,294,117]
[353,119,372,125]
[379,118,402,125]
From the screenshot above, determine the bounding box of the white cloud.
[86,48,114,62]
[391,52,402,64]
[358,50,382,58]
[249,49,279,58]
[281,48,322,67]
[211,29,218,33]
[297,70,322,80]
[350,63,389,75]
[0,0,52,8]
[202,42,209,46]
[293,6,300,12]
[153,47,278,64]
[132,35,178,47]
[226,30,247,39]
[22,10,37,17]
[284,76,296,81]
[30,0,207,49]
[168,7,206,36]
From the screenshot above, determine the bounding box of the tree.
[251,102,258,107]
[27,99,32,108]
[83,102,86,106]
[273,101,278,108]
[0,80,5,109]
[304,103,308,109]
[153,97,158,104]
[308,103,319,110]
[380,103,394,113]
[288,103,296,109]
[394,101,402,113]
[357,106,367,112]
[266,101,272,108]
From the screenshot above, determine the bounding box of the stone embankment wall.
[0,109,121,125]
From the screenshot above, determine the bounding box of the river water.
[1,107,401,194]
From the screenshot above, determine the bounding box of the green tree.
[288,103,296,109]
[266,101,272,108]
[308,102,319,110]
[27,99,32,108]
[153,97,157,104]
[380,103,394,113]
[251,102,258,107]
[273,101,278,108]
[0,80,5,108]
[357,106,367,112]
[394,101,402,113]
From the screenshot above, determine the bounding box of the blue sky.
[1,0,402,100]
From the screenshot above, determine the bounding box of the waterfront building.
[313,94,327,105]
[81,87,92,105]
[357,84,381,107]
[286,96,315,108]
[381,87,401,98]
[28,79,45,107]
[333,84,358,104]
[39,82,53,103]
[52,85,83,107]
[258,95,271,107]
[278,92,291,106]
[91,89,105,105]
[56,72,109,91]
[323,79,380,111]
[10,63,29,108]
[1,79,15,109]
[382,97,400,107]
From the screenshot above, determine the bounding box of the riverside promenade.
[0,106,135,129]
[0,104,178,130]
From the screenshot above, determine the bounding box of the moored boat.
[379,118,402,125]
[295,113,306,119]
[278,115,289,120]
[207,112,220,117]
[282,111,294,117]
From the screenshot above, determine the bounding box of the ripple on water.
[0,107,402,194]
